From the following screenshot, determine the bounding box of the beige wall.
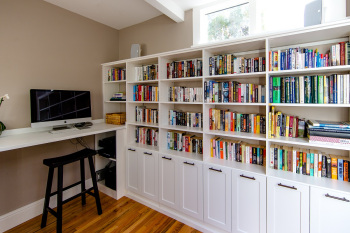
[118,10,193,60]
[0,0,119,216]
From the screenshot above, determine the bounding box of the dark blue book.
[304,48,309,68]
[281,52,286,70]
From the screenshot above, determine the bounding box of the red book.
[238,85,241,102]
[344,160,349,182]
[289,116,294,137]
[339,42,345,65]
[220,140,224,159]
[209,108,212,130]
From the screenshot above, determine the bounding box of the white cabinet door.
[126,147,140,193]
[310,186,350,233]
[139,149,158,202]
[232,170,266,233]
[267,177,309,233]
[159,154,179,210]
[179,158,203,221]
[204,164,232,232]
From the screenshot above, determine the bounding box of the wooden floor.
[6,192,202,233]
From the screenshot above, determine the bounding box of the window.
[193,0,255,45]
[193,0,347,46]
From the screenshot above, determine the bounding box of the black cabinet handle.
[144,152,152,155]
[128,148,136,151]
[209,167,222,172]
[278,183,297,190]
[325,193,350,202]
[162,156,172,160]
[184,161,195,166]
[240,174,256,180]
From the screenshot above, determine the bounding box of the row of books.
[269,41,350,71]
[166,131,203,154]
[166,59,203,79]
[204,81,266,103]
[135,106,158,124]
[270,145,350,181]
[209,55,266,75]
[168,110,203,128]
[210,138,266,166]
[108,67,126,81]
[168,86,203,103]
[271,74,350,104]
[135,64,158,81]
[133,85,159,102]
[135,127,158,146]
[307,119,350,145]
[268,106,306,138]
[209,108,266,134]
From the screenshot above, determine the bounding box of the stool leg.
[57,165,63,233]
[88,155,102,215]
[41,167,54,228]
[80,159,86,206]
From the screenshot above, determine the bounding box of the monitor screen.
[30,89,92,128]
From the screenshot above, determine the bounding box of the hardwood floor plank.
[5,192,202,233]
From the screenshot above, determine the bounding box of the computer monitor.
[30,89,92,128]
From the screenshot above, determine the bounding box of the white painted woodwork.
[204,164,232,232]
[139,149,159,202]
[232,170,266,233]
[179,158,203,221]
[126,147,140,194]
[310,186,350,233]
[158,154,179,209]
[267,177,309,233]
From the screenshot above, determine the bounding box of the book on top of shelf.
[307,119,350,129]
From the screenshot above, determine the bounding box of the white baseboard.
[126,192,229,233]
[0,179,92,233]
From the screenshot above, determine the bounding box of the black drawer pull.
[162,156,172,160]
[209,167,222,172]
[128,148,136,151]
[144,152,152,155]
[184,161,195,166]
[240,174,256,180]
[325,193,350,202]
[278,183,297,190]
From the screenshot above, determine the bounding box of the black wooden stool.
[41,148,102,233]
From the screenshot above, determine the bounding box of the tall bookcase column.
[266,22,350,233]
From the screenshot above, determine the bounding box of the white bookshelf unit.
[102,20,350,233]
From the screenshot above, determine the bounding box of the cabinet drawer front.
[159,154,178,209]
[310,186,350,233]
[232,170,266,233]
[204,164,232,232]
[126,148,139,193]
[179,159,203,221]
[267,177,309,233]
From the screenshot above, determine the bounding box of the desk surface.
[0,123,126,152]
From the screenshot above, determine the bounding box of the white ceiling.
[44,0,218,30]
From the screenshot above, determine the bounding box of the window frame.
[193,0,256,46]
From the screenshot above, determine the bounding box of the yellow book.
[331,155,338,180]
[256,115,261,134]
[268,112,272,138]
[285,115,290,137]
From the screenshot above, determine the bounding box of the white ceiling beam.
[145,0,184,23]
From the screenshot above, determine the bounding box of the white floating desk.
[0,122,126,152]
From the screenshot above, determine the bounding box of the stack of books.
[110,92,126,101]
[307,119,350,145]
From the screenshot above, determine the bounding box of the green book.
[285,77,290,103]
[317,75,324,104]
[273,77,281,103]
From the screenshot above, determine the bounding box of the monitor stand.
[50,124,75,134]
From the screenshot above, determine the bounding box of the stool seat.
[43,148,97,167]
[41,148,102,233]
